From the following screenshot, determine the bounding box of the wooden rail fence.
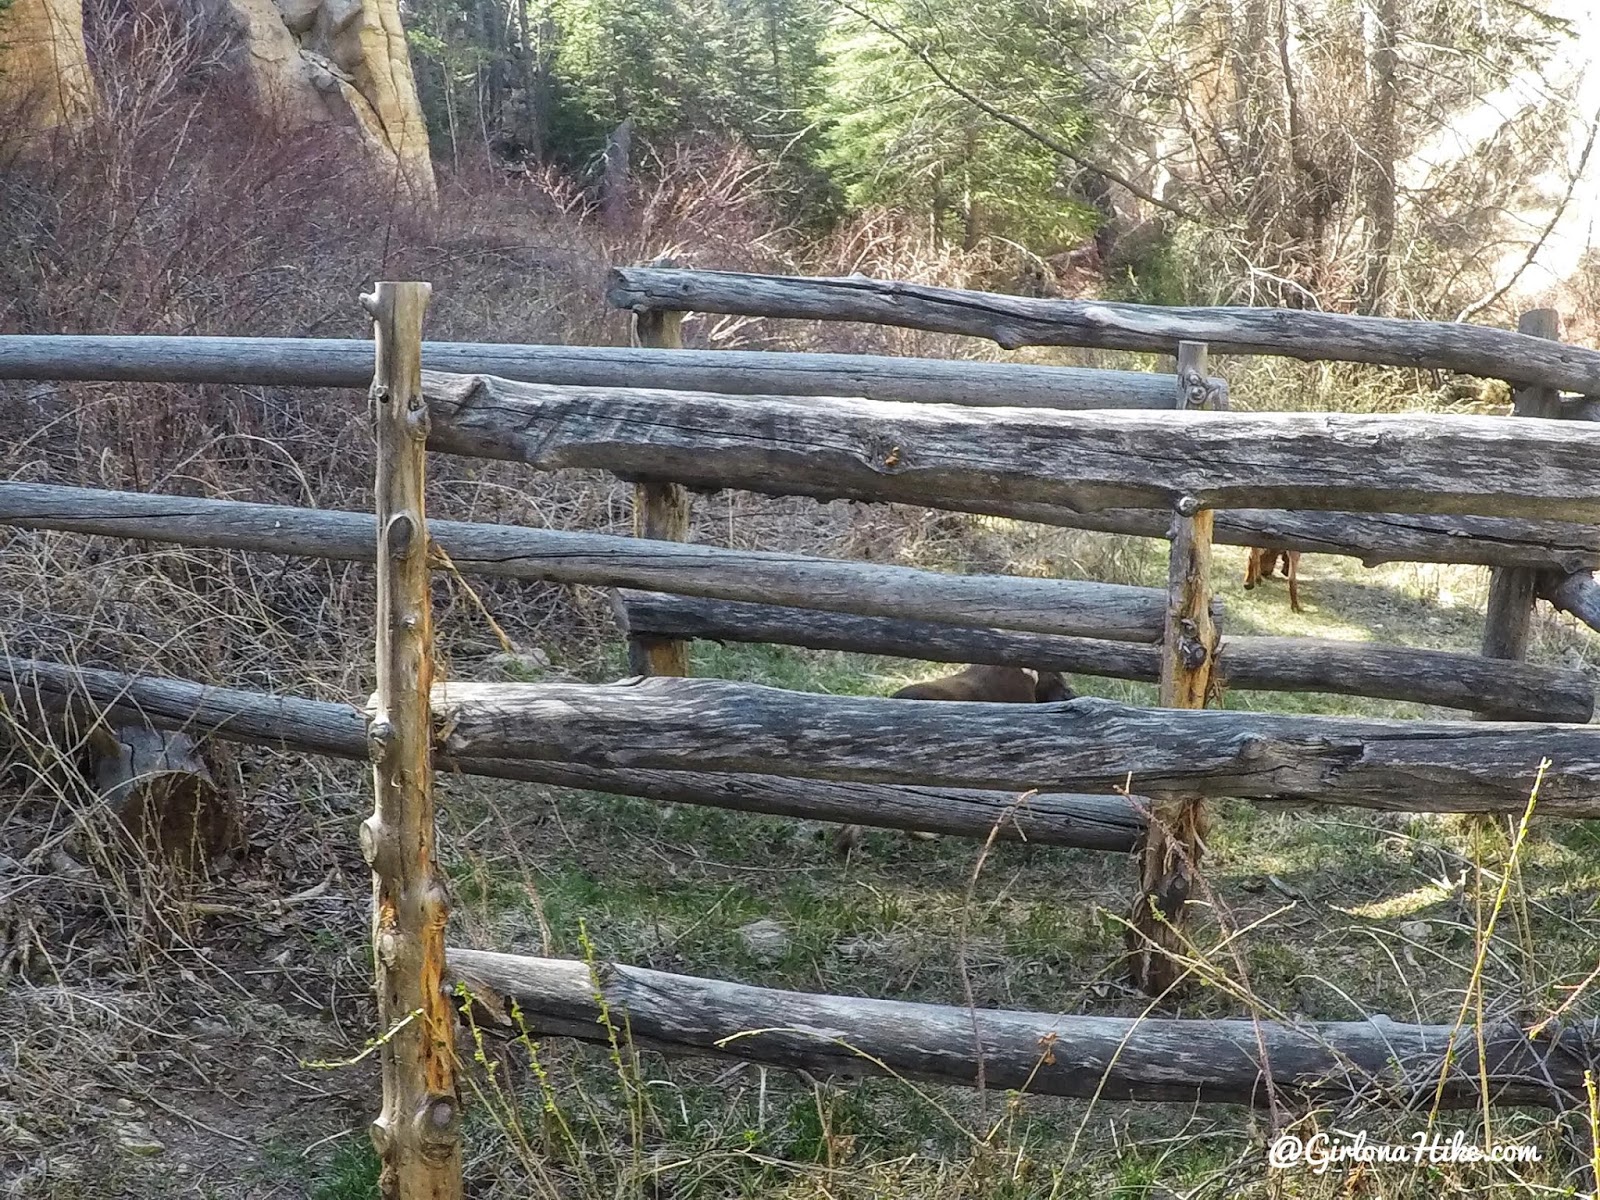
[3,272,1598,1196]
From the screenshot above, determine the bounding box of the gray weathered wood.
[0,658,1142,848]
[615,589,1158,678]
[7,473,1594,581]
[11,657,1589,819]
[448,948,1595,1108]
[1482,311,1565,667]
[614,591,1595,722]
[606,267,1600,393]
[462,759,1146,851]
[428,677,1600,815]
[1539,571,1600,635]
[0,657,372,757]
[1033,505,1600,572]
[0,334,1210,408]
[89,725,236,869]
[0,482,1174,642]
[422,371,1600,521]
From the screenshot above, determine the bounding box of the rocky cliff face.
[0,0,98,130]
[0,0,435,204]
[225,0,437,204]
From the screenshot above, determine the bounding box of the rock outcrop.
[1,0,435,203]
[0,0,98,131]
[225,0,437,205]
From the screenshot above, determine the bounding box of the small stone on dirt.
[486,649,552,678]
[737,919,789,963]
[1398,919,1431,940]
[116,1122,165,1156]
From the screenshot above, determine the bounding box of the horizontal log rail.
[615,591,1595,723]
[0,334,1216,409]
[0,658,1140,848]
[461,760,1146,851]
[606,268,1600,394]
[8,656,1595,820]
[428,677,1600,816]
[15,476,1589,580]
[0,482,1174,642]
[423,372,1600,521]
[1030,505,1600,573]
[448,949,1596,1108]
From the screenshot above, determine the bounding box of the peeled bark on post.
[1131,343,1219,996]
[629,257,692,678]
[1481,311,1563,669]
[361,282,462,1200]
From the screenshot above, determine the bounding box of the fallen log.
[614,591,1595,722]
[88,724,237,869]
[1538,571,1600,636]
[0,659,1141,848]
[422,372,1600,522]
[448,948,1597,1108]
[0,334,1216,410]
[0,482,1174,642]
[428,677,1600,815]
[606,267,1600,394]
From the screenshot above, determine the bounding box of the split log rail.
[3,271,1599,1195]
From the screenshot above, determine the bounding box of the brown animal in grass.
[832,666,1075,857]
[1244,547,1303,613]
[890,665,1074,704]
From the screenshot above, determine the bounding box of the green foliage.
[310,1138,380,1200]
[407,0,832,180]
[812,0,1099,251]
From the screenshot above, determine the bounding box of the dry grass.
[3,15,1599,1198]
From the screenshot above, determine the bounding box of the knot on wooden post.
[369,1116,394,1155]
[405,395,431,442]
[415,1095,461,1153]
[384,513,417,561]
[1177,633,1209,671]
[1180,367,1211,409]
[367,717,395,763]
[358,815,388,869]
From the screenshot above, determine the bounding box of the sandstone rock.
[0,0,97,131]
[223,0,437,204]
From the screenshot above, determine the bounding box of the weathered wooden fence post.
[361,281,463,1200]
[627,254,692,677]
[1130,340,1220,995]
[1481,309,1562,666]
